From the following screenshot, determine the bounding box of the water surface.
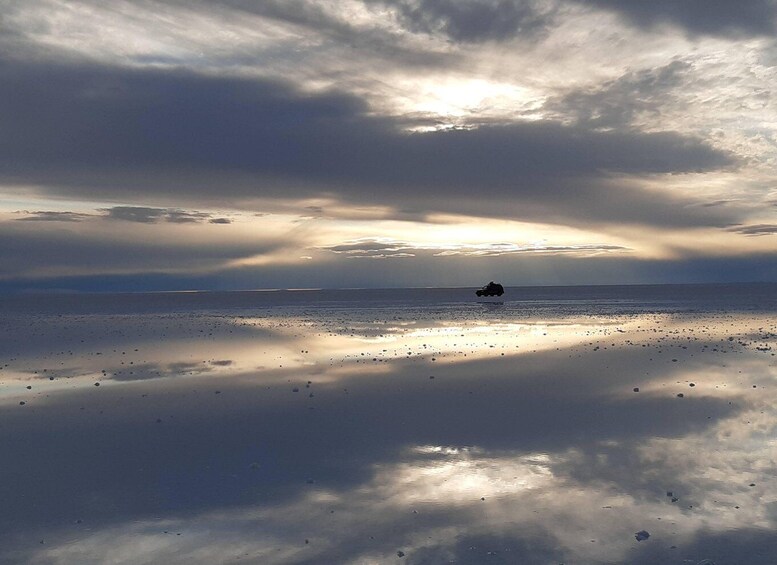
[1,284,776,564]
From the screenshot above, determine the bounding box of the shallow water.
[1,284,776,564]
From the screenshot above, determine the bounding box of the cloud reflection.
[0,300,775,563]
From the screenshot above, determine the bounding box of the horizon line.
[3,280,776,297]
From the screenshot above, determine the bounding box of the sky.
[1,0,776,292]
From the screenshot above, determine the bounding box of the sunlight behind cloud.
[395,77,544,128]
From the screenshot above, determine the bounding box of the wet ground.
[1,285,776,564]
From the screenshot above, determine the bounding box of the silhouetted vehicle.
[476,282,504,297]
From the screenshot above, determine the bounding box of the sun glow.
[312,213,636,258]
[393,76,544,128]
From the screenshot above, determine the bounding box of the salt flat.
[1,284,776,564]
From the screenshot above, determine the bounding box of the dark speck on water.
[635,530,650,541]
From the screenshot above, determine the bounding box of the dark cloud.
[165,209,211,223]
[14,207,232,226]
[214,0,553,45]
[697,199,734,208]
[0,59,739,229]
[15,211,94,222]
[379,0,554,42]
[160,0,777,43]
[206,0,342,29]
[0,221,288,279]
[552,60,691,129]
[578,0,777,37]
[325,240,409,255]
[728,224,777,236]
[102,206,169,224]
[101,206,212,224]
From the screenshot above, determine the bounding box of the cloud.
[15,211,95,222]
[165,210,212,223]
[321,237,630,258]
[324,239,410,256]
[101,206,200,224]
[0,220,293,279]
[378,0,777,42]
[698,200,734,208]
[100,206,212,224]
[165,0,777,46]
[0,59,739,229]
[728,224,777,236]
[550,60,692,129]
[28,0,455,72]
[13,207,233,226]
[378,0,555,43]
[577,0,777,37]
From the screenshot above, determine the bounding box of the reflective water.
[1,285,776,564]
